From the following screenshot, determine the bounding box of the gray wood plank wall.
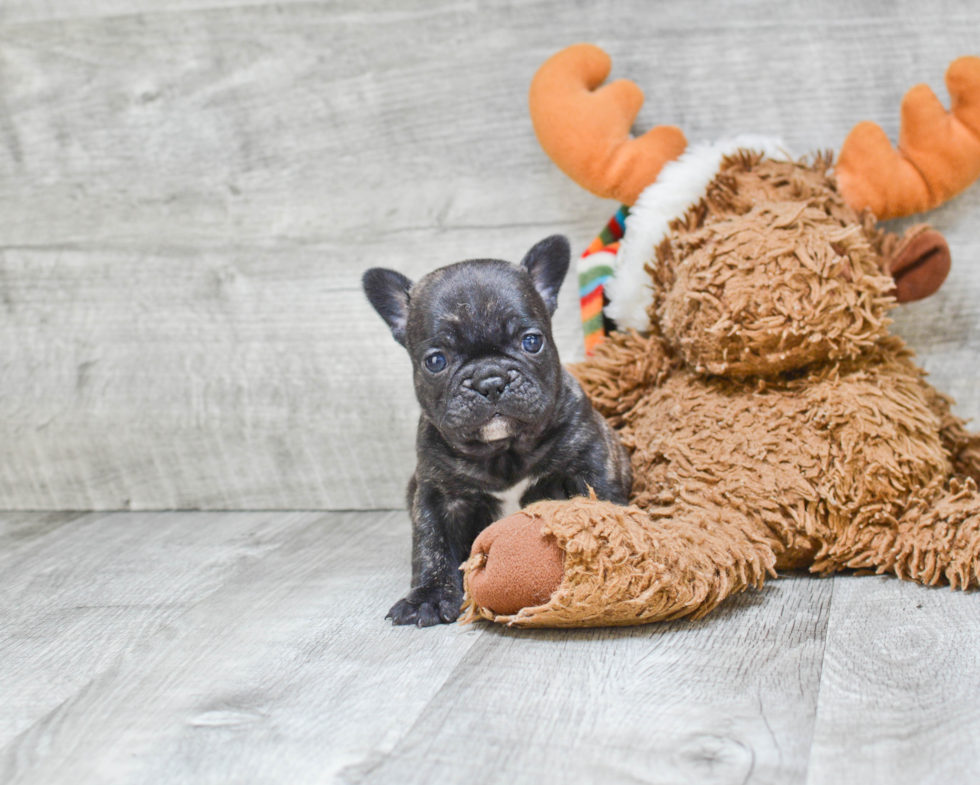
[2,0,979,509]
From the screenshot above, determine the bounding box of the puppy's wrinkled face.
[363,235,570,449]
[408,261,562,445]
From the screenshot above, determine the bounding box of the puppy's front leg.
[564,463,630,506]
[566,416,632,505]
[387,477,485,627]
[532,437,631,506]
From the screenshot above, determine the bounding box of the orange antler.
[837,56,980,220]
[529,44,687,205]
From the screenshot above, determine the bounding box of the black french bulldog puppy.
[362,236,631,627]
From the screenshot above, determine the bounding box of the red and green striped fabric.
[579,205,629,355]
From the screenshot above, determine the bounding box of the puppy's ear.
[362,268,413,346]
[520,235,570,316]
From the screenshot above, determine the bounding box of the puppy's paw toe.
[386,587,462,627]
[385,598,421,626]
[415,603,443,627]
[437,598,460,624]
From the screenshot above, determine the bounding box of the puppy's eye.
[521,333,543,354]
[424,352,447,373]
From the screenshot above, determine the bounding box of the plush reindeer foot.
[461,496,774,629]
[887,224,951,302]
[464,513,566,617]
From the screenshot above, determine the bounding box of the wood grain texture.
[1,0,979,508]
[5,511,979,783]
[0,510,485,784]
[0,511,86,556]
[807,577,980,784]
[349,574,833,785]
[0,511,322,750]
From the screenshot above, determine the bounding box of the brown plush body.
[461,152,980,628]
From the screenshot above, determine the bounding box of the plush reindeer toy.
[460,45,980,628]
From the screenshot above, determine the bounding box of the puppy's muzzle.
[474,372,508,403]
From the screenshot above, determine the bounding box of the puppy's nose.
[475,374,508,402]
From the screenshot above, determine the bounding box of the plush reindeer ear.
[362,268,413,346]
[887,225,951,303]
[520,235,570,316]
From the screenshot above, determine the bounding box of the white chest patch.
[490,477,534,520]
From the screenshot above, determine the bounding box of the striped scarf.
[578,205,629,355]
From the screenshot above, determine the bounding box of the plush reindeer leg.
[814,465,980,590]
[883,479,980,589]
[460,494,782,628]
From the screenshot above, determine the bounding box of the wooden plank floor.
[2,511,979,784]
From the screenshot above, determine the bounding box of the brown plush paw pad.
[467,513,565,616]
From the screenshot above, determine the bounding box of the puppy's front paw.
[386,586,462,627]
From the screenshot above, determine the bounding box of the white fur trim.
[604,135,788,331]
